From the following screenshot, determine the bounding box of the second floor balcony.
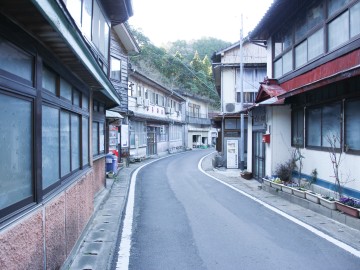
[186,112,211,125]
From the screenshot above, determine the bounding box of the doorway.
[252,131,265,180]
[147,127,157,156]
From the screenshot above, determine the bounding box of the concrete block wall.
[0,159,106,269]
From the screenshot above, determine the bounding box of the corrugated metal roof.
[255,78,287,103]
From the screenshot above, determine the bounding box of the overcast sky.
[128,0,273,46]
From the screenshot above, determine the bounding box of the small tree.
[326,133,353,198]
[293,137,305,186]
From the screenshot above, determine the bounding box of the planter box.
[282,185,293,194]
[335,202,360,218]
[305,191,320,204]
[270,182,282,190]
[262,178,272,187]
[292,188,306,198]
[319,197,337,210]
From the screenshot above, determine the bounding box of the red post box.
[262,134,270,143]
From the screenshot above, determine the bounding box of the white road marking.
[198,152,360,259]
[115,155,174,270]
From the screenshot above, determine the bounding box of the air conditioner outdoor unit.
[136,97,143,106]
[165,107,171,114]
[144,99,150,107]
[224,103,235,113]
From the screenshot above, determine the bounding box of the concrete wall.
[0,158,106,269]
[265,105,360,198]
[265,105,292,177]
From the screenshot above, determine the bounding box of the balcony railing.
[186,112,211,125]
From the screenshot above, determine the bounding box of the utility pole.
[239,14,245,170]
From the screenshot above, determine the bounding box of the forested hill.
[129,27,231,108]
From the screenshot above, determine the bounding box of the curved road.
[117,150,360,270]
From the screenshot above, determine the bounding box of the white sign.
[227,139,238,169]
[121,125,129,147]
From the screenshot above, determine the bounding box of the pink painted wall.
[0,158,106,269]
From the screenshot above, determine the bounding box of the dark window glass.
[345,99,360,151]
[0,36,33,82]
[0,93,33,210]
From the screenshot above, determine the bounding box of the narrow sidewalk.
[201,152,360,253]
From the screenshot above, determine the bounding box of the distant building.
[127,70,185,160]
[212,40,267,169]
[177,91,213,149]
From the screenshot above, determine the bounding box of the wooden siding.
[110,28,129,112]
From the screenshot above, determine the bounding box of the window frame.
[0,90,34,220]
[272,0,360,79]
[291,108,304,147]
[305,102,342,150]
[344,98,360,154]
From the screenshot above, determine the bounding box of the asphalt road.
[124,150,360,270]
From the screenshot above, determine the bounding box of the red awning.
[255,78,287,103]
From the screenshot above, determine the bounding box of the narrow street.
[115,150,360,270]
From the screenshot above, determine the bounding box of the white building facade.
[127,70,185,160]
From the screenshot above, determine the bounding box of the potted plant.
[270,177,283,190]
[240,170,253,180]
[319,195,337,210]
[335,197,360,218]
[274,157,296,193]
[107,171,115,179]
[292,186,307,198]
[305,169,320,203]
[305,190,320,204]
[262,176,272,187]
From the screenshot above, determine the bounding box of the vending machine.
[226,139,239,169]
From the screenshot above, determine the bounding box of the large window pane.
[308,28,324,60]
[292,109,304,146]
[225,119,237,129]
[307,107,321,147]
[83,117,89,165]
[322,104,341,147]
[71,114,80,170]
[350,2,360,38]
[99,122,105,153]
[73,89,80,106]
[42,66,57,94]
[295,40,307,68]
[282,50,293,74]
[61,111,71,177]
[274,58,282,78]
[82,0,93,38]
[345,99,360,151]
[328,0,351,17]
[307,2,324,30]
[60,78,72,101]
[92,1,100,53]
[82,94,89,110]
[110,57,121,81]
[328,11,349,51]
[0,36,33,82]
[0,94,32,210]
[295,16,307,42]
[92,1,109,59]
[66,0,82,26]
[42,105,60,189]
[92,122,99,155]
